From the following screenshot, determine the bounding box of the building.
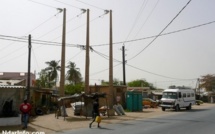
[0,72,36,86]
[0,72,36,118]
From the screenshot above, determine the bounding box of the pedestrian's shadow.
[92,127,114,130]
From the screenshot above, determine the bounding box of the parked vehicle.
[71,102,84,115]
[196,100,204,105]
[142,98,158,108]
[160,89,196,111]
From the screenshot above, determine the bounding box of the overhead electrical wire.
[123,0,148,44]
[53,0,82,10]
[133,0,160,40]
[90,48,196,81]
[90,63,121,76]
[126,64,196,80]
[127,0,192,61]
[76,0,105,11]
[1,18,214,49]
[91,20,215,47]
[28,0,58,9]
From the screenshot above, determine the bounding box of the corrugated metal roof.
[0,79,24,86]
[0,85,25,88]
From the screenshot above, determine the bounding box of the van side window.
[191,93,194,97]
[178,92,181,98]
[183,93,186,98]
[187,93,190,97]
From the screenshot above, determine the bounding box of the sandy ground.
[1,103,214,134]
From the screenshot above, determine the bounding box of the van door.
[178,92,184,107]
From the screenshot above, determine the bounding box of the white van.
[160,89,195,111]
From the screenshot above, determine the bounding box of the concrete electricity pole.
[59,8,66,97]
[109,10,114,114]
[85,9,90,94]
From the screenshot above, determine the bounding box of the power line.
[53,0,82,10]
[123,0,148,43]
[76,0,105,11]
[1,17,214,49]
[126,64,196,80]
[133,0,160,40]
[0,35,81,47]
[91,20,215,47]
[90,63,121,76]
[28,0,58,9]
[127,0,192,61]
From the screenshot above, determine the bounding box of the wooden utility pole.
[122,45,126,85]
[85,9,90,94]
[60,8,66,97]
[26,34,31,101]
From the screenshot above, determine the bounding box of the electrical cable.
[133,0,160,40]
[28,0,58,9]
[123,0,148,43]
[127,0,192,61]
[126,63,196,80]
[91,20,215,47]
[53,0,82,10]
[90,63,121,76]
[1,18,214,49]
[76,0,105,11]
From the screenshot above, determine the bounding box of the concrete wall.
[0,88,25,117]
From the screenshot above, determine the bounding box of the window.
[183,93,186,98]
[162,92,178,99]
[187,93,191,97]
[191,93,194,97]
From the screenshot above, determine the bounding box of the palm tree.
[45,60,61,86]
[66,61,82,84]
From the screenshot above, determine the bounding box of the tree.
[66,61,82,84]
[45,60,61,86]
[35,69,49,88]
[199,74,215,92]
[64,83,84,95]
[101,78,122,85]
[127,79,156,90]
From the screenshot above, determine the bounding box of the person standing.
[89,98,100,128]
[20,99,32,129]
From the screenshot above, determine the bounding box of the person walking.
[20,99,32,129]
[89,98,101,128]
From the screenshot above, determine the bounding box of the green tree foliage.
[127,79,156,90]
[101,78,122,85]
[45,60,61,86]
[200,74,215,91]
[66,61,82,84]
[35,69,50,88]
[65,83,84,95]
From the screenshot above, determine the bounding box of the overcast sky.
[0,0,215,89]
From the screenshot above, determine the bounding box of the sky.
[0,0,215,89]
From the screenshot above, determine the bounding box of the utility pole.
[109,10,114,115]
[85,9,90,94]
[122,45,126,85]
[59,8,66,97]
[26,34,31,101]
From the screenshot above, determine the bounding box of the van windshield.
[162,92,178,99]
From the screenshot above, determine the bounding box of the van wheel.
[175,105,180,112]
[186,104,192,110]
[162,107,165,111]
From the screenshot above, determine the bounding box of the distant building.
[0,72,36,86]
